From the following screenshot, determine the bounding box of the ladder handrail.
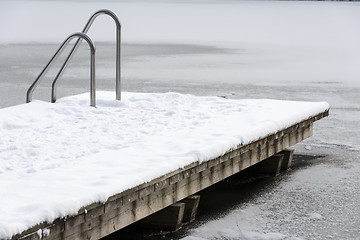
[26,32,97,107]
[51,9,121,103]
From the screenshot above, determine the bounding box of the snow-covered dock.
[0,91,329,240]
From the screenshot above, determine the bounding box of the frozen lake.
[1,0,360,239]
[1,41,359,240]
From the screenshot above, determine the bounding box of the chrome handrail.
[51,9,121,103]
[26,32,96,107]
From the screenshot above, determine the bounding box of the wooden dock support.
[180,195,201,223]
[255,149,294,175]
[280,149,294,171]
[257,154,284,176]
[139,203,185,231]
[138,195,200,231]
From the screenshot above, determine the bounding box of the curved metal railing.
[26,32,96,107]
[26,9,121,107]
[52,9,121,103]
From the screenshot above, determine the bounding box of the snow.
[36,229,42,239]
[42,229,50,237]
[0,91,328,239]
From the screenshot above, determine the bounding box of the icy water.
[2,0,360,239]
[0,43,360,240]
[0,42,359,239]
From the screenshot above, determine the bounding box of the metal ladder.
[26,9,121,107]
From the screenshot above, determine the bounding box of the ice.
[304,146,312,151]
[0,0,359,239]
[307,213,324,221]
[180,206,301,240]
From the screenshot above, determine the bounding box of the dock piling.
[180,195,201,223]
[280,149,294,171]
[256,154,284,176]
[140,203,185,231]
